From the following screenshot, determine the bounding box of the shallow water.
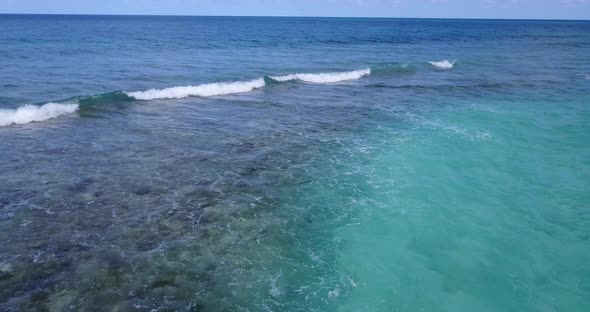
[1,15,589,311]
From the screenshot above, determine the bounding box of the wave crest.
[269,69,371,83]
[428,60,456,69]
[125,79,266,100]
[0,103,79,127]
[370,63,417,75]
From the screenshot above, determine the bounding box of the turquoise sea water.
[1,16,589,311]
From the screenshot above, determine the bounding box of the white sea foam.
[125,78,266,100]
[0,103,79,127]
[328,288,340,298]
[270,69,371,83]
[428,60,456,69]
[269,272,283,297]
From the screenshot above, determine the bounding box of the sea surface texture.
[1,15,589,311]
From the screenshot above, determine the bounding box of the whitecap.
[428,60,456,70]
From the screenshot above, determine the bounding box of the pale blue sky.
[1,0,589,20]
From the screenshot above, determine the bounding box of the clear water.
[1,15,589,311]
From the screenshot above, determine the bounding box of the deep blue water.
[1,15,589,311]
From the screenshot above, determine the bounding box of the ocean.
[0,15,589,311]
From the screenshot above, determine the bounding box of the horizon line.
[0,12,588,22]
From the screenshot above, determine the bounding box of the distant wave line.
[1,62,458,126]
[125,69,372,100]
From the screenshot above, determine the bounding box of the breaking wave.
[0,103,79,127]
[125,79,266,100]
[268,69,371,83]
